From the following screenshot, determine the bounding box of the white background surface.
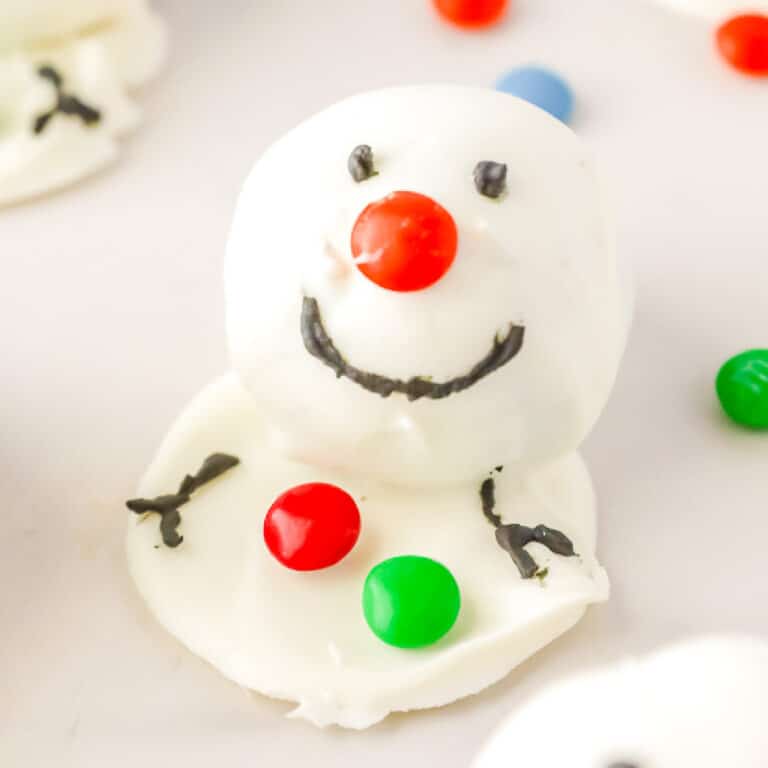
[2,0,767,766]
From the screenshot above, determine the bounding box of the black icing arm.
[33,65,102,135]
[480,475,576,579]
[126,453,239,548]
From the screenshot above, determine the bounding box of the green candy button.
[716,349,768,429]
[362,555,461,648]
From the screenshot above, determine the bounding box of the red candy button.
[432,0,508,29]
[716,14,768,76]
[264,483,361,571]
[351,191,458,292]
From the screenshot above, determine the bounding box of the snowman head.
[226,86,628,488]
[472,636,768,768]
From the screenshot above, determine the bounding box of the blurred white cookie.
[0,0,166,206]
[474,636,768,768]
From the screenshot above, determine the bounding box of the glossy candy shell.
[362,555,461,648]
[716,349,768,428]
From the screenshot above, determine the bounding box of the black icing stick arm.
[33,65,102,135]
[480,476,577,579]
[178,453,240,494]
[126,453,239,548]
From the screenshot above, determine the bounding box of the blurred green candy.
[716,349,768,429]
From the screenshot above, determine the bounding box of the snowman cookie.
[473,636,768,767]
[126,86,629,728]
[0,0,165,207]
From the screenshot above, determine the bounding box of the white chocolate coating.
[652,0,768,19]
[473,636,768,767]
[129,87,628,727]
[226,86,628,488]
[0,0,165,207]
[127,373,608,729]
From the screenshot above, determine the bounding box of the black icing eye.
[473,160,507,199]
[348,144,376,182]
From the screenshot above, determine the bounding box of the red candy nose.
[351,191,458,292]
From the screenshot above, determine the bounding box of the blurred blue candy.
[495,67,574,124]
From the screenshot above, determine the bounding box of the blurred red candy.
[716,14,768,76]
[432,0,508,29]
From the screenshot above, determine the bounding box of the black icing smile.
[301,296,525,401]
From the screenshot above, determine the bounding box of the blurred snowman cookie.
[126,86,630,728]
[473,636,768,768]
[650,1,768,76]
[0,0,166,207]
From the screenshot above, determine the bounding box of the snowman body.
[128,86,629,728]
[0,0,165,206]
